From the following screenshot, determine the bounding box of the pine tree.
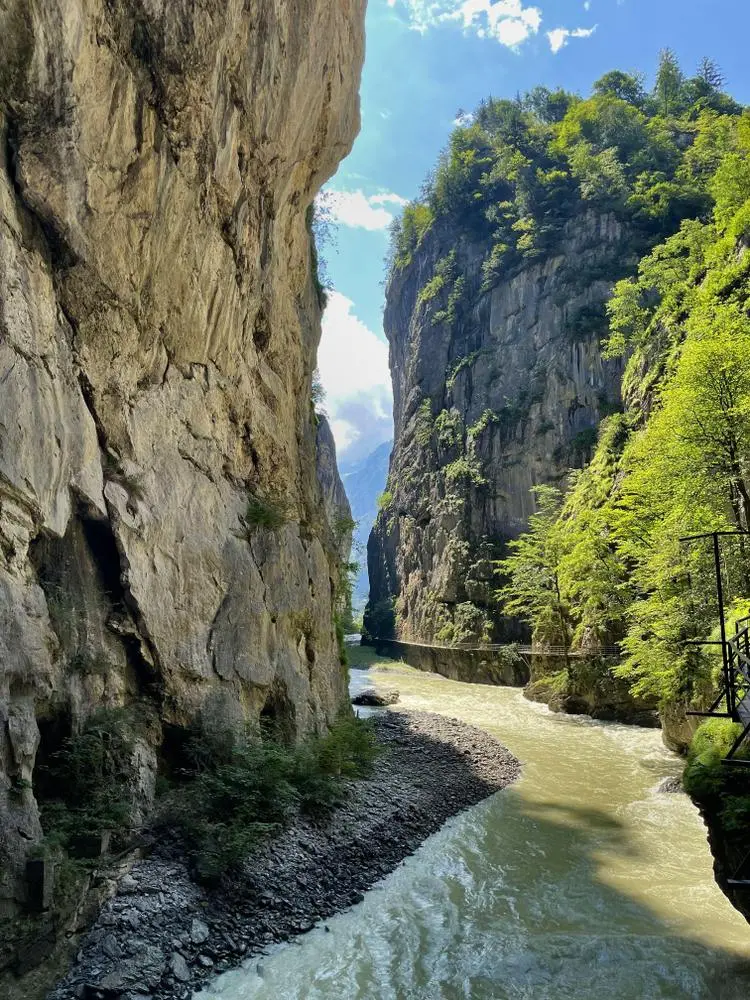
[697,56,725,92]
[655,48,685,115]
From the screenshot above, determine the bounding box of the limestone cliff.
[0,0,364,926]
[366,212,626,645]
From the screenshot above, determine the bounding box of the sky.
[316,0,750,468]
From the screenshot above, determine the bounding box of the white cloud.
[547,24,596,53]
[393,0,542,48]
[324,190,408,232]
[318,292,393,458]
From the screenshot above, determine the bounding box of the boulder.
[352,688,399,707]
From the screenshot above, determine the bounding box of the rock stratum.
[0,0,365,943]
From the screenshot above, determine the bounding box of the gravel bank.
[49,710,520,1000]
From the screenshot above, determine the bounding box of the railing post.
[712,532,733,717]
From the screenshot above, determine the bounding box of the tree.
[524,86,575,123]
[697,57,725,93]
[593,70,645,106]
[654,48,685,115]
[496,487,571,652]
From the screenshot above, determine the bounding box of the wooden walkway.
[368,637,622,659]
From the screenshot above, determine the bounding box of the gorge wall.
[364,77,745,730]
[0,0,364,929]
[366,212,626,646]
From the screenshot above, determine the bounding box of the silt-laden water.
[197,661,750,999]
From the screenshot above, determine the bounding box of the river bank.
[47,707,519,1000]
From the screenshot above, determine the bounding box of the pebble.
[190,918,210,945]
[170,953,190,983]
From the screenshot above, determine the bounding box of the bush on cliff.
[35,708,141,859]
[243,491,292,532]
[683,719,748,799]
[684,721,750,867]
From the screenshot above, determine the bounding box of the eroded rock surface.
[0,0,364,934]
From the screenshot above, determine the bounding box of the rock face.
[366,213,626,645]
[316,415,354,563]
[0,0,364,922]
[341,440,391,609]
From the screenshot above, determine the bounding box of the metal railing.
[723,615,750,760]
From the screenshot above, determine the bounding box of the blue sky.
[317,0,750,466]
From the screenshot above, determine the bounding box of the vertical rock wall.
[0,0,365,918]
[366,213,626,644]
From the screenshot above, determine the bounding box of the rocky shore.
[49,710,519,1000]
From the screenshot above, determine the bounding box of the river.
[196,658,750,999]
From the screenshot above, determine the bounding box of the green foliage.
[499,122,750,710]
[496,486,571,647]
[244,491,291,532]
[433,275,466,327]
[362,597,397,641]
[388,55,744,296]
[334,614,347,666]
[377,489,394,511]
[435,408,463,449]
[654,48,686,117]
[593,70,646,106]
[414,398,434,446]
[311,369,326,412]
[418,251,457,307]
[468,409,499,440]
[37,709,138,858]
[417,271,446,306]
[164,716,378,883]
[389,202,434,271]
[565,302,608,342]
[307,201,333,309]
[443,455,486,486]
[435,602,493,644]
[683,720,748,799]
[446,352,480,391]
[570,427,598,462]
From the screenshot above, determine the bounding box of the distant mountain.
[341,440,392,609]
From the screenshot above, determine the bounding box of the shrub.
[414,399,434,446]
[444,455,486,486]
[163,717,378,883]
[467,409,499,440]
[363,597,397,641]
[377,490,394,511]
[37,709,137,858]
[435,409,463,449]
[683,719,747,799]
[446,352,480,391]
[334,613,347,666]
[244,491,291,532]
